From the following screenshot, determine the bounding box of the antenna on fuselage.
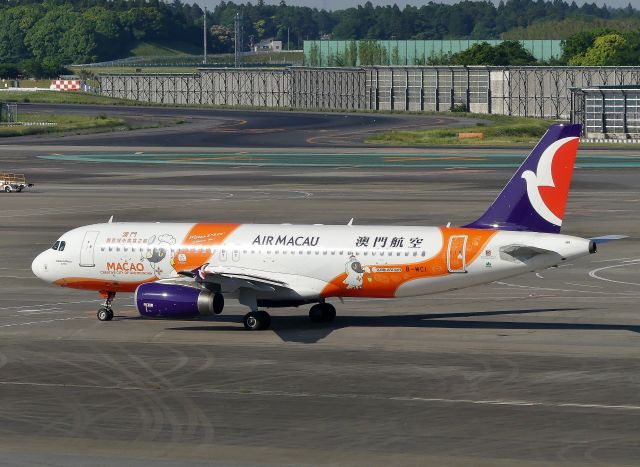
[108,215,113,223]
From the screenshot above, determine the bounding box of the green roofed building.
[303,40,562,66]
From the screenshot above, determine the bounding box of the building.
[253,39,283,53]
[571,86,640,141]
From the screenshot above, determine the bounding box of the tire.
[97,307,110,321]
[17,187,22,193]
[322,303,336,322]
[4,186,11,193]
[243,310,271,330]
[309,304,325,323]
[106,309,114,321]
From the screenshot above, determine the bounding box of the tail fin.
[464,123,581,234]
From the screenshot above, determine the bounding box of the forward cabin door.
[79,231,100,267]
[447,235,467,273]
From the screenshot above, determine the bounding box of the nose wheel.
[97,306,114,321]
[97,291,115,321]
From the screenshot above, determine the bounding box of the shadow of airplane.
[160,307,640,344]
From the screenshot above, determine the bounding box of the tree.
[569,33,626,66]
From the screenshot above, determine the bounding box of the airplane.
[31,123,622,330]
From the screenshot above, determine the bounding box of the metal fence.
[98,66,640,119]
[571,87,640,140]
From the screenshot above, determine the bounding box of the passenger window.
[413,251,418,256]
[421,251,426,257]
[108,247,113,252]
[59,241,66,251]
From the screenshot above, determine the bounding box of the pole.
[203,7,207,65]
[287,27,290,51]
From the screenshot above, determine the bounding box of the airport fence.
[98,66,640,119]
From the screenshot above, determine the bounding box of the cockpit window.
[52,241,60,251]
[59,241,66,252]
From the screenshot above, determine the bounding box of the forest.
[0,0,639,77]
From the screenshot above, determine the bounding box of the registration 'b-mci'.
[32,124,621,330]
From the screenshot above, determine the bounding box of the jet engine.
[134,282,216,318]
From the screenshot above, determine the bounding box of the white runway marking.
[0,317,87,328]
[15,308,62,313]
[588,260,640,287]
[0,381,637,412]
[564,282,603,289]
[0,276,37,279]
[0,299,101,311]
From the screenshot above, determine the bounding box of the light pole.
[203,7,207,65]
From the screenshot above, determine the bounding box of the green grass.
[367,114,556,146]
[0,90,147,106]
[129,40,204,57]
[0,113,126,137]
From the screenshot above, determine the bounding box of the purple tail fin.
[464,123,582,234]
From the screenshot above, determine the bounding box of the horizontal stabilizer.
[589,235,628,244]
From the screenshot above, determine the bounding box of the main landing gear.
[243,310,271,331]
[309,302,336,323]
[97,291,115,321]
[242,301,337,331]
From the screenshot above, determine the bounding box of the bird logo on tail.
[521,136,580,227]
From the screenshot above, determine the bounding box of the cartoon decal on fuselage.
[143,233,176,278]
[343,255,371,289]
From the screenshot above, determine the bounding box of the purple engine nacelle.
[134,282,215,318]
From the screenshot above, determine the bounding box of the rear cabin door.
[79,231,100,267]
[447,235,468,273]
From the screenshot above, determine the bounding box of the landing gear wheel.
[309,304,325,323]
[213,292,224,314]
[309,303,336,323]
[243,310,271,330]
[321,303,336,322]
[97,307,113,321]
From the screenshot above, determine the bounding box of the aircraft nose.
[31,252,48,281]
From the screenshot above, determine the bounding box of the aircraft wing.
[178,264,290,293]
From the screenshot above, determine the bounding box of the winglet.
[347,218,354,226]
[108,215,113,223]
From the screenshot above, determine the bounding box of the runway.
[1,107,640,466]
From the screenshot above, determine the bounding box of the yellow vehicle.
[0,173,33,193]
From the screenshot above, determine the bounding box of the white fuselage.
[32,222,593,304]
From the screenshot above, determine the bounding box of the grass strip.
[367,114,556,146]
[0,113,126,137]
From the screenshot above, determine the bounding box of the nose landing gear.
[97,291,115,321]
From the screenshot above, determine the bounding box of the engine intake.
[134,282,215,318]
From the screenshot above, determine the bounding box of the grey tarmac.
[0,108,639,466]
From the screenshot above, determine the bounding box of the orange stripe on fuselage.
[54,277,155,293]
[320,227,497,298]
[172,223,240,272]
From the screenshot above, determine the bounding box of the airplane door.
[232,249,240,262]
[447,235,467,273]
[80,231,100,267]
